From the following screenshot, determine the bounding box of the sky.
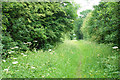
[74,0,101,16]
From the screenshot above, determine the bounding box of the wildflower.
[73,34,76,36]
[71,20,74,21]
[13,58,17,60]
[33,40,37,42]
[48,49,52,52]
[11,51,14,53]
[14,46,19,48]
[21,53,24,55]
[3,69,9,72]
[112,46,118,49]
[24,42,27,44]
[8,51,14,54]
[2,60,6,62]
[63,3,67,6]
[17,70,19,71]
[27,42,32,44]
[42,75,45,78]
[8,52,11,54]
[11,48,14,49]
[12,61,18,64]
[31,66,35,69]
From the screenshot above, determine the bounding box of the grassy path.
[1,40,119,78]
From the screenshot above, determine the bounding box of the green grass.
[76,40,119,78]
[1,40,119,78]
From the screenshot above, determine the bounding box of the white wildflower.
[27,42,32,44]
[3,69,9,72]
[8,51,14,54]
[48,49,52,52]
[42,75,45,78]
[17,70,19,71]
[8,52,11,54]
[14,46,19,48]
[11,47,14,49]
[11,51,14,53]
[21,53,24,55]
[13,58,17,60]
[73,34,76,36]
[63,3,67,6]
[2,60,6,62]
[24,42,27,44]
[33,40,37,42]
[71,20,74,21]
[12,61,18,64]
[112,46,118,49]
[31,66,35,69]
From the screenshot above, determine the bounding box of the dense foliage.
[74,10,91,40]
[81,2,120,47]
[0,9,2,55]
[2,2,78,57]
[61,2,80,40]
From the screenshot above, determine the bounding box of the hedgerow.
[81,2,120,47]
[2,2,77,57]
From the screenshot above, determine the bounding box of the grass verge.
[1,40,119,78]
[77,40,120,78]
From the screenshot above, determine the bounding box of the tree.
[81,2,120,47]
[2,2,78,57]
[60,2,80,40]
[74,9,91,40]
